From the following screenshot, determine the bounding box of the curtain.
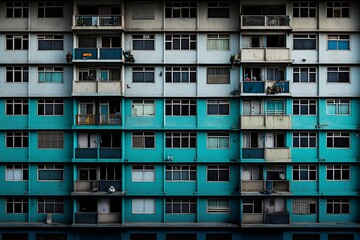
[243,133,250,148]
[207,137,218,148]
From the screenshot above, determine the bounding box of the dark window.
[293,165,317,181]
[165,67,196,83]
[37,198,64,214]
[6,35,28,50]
[37,100,64,115]
[3,234,28,240]
[293,2,316,18]
[165,2,196,18]
[206,234,231,240]
[326,199,350,214]
[329,234,354,240]
[6,99,28,115]
[293,234,319,240]
[165,34,196,50]
[267,35,285,47]
[6,67,29,83]
[326,132,350,148]
[130,234,157,240]
[6,2,29,18]
[327,2,349,18]
[293,132,317,148]
[133,35,155,50]
[38,35,63,50]
[166,132,196,148]
[207,100,229,115]
[165,99,196,116]
[167,234,197,240]
[208,2,229,18]
[38,164,64,181]
[293,35,316,50]
[326,165,350,180]
[207,165,230,181]
[165,198,196,214]
[293,68,316,83]
[133,67,155,83]
[293,99,317,115]
[207,68,230,84]
[6,132,28,148]
[166,165,196,181]
[100,132,121,148]
[132,132,155,148]
[38,2,63,18]
[327,67,350,83]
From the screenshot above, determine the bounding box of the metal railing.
[76,114,121,125]
[75,15,122,27]
[242,15,290,27]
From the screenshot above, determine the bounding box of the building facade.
[0,0,359,240]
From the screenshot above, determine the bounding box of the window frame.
[132,132,155,149]
[326,199,350,214]
[242,198,263,214]
[37,99,64,116]
[6,164,29,181]
[165,34,197,50]
[293,67,317,83]
[6,132,28,148]
[165,132,196,148]
[38,67,64,83]
[37,197,64,214]
[326,2,350,18]
[6,197,28,214]
[207,34,230,51]
[37,164,64,181]
[206,165,230,182]
[293,165,317,181]
[132,67,155,83]
[207,67,230,84]
[206,132,230,149]
[326,165,350,181]
[38,132,64,149]
[207,199,230,213]
[327,67,350,83]
[206,100,230,116]
[132,198,155,214]
[165,198,196,214]
[292,2,317,18]
[132,99,155,116]
[327,35,350,50]
[293,34,316,50]
[37,35,64,50]
[6,66,29,83]
[6,2,29,18]
[165,99,197,116]
[132,34,155,50]
[165,66,197,83]
[38,1,64,18]
[293,99,317,115]
[165,2,197,18]
[132,165,155,182]
[165,165,196,181]
[326,132,350,148]
[326,99,350,115]
[5,99,29,115]
[293,198,317,215]
[293,132,317,148]
[207,2,230,18]
[5,34,28,50]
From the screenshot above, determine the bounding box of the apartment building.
[0,0,359,240]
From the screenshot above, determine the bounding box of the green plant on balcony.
[266,81,285,94]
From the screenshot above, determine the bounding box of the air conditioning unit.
[46,214,53,224]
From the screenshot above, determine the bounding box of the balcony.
[239,48,292,63]
[264,148,291,162]
[75,212,122,224]
[241,15,291,30]
[242,148,264,159]
[73,48,122,62]
[73,15,123,29]
[242,81,290,95]
[74,180,122,193]
[242,212,289,224]
[73,80,122,96]
[76,114,121,125]
[241,180,290,193]
[240,115,291,129]
[75,148,122,159]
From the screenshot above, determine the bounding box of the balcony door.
[79,102,95,114]
[242,166,263,180]
[243,100,262,115]
[78,133,97,148]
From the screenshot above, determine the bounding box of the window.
[6,2,29,18]
[133,67,155,83]
[38,67,63,83]
[326,99,350,115]
[38,132,64,148]
[293,2,316,17]
[207,68,230,84]
[130,234,157,240]
[2,234,28,240]
[100,68,121,81]
[242,199,262,213]
[207,199,230,213]
[165,2,196,18]
[293,67,316,82]
[293,198,317,215]
[132,166,155,182]
[293,99,317,115]
[242,132,262,148]
[165,67,196,83]
[100,132,121,148]
[166,132,196,148]
[327,35,350,50]
[100,164,122,180]
[327,67,350,83]
[78,165,96,181]
[132,132,155,148]
[243,100,262,115]
[293,132,317,148]
[38,35,63,50]
[293,234,319,240]
[326,199,350,214]
[38,164,64,181]
[166,198,196,214]
[6,66,29,83]
[165,99,196,116]
[266,100,285,115]
[6,197,28,214]
[132,199,155,214]
[165,34,196,50]
[207,2,229,18]
[38,2,63,18]
[327,165,350,180]
[132,100,155,116]
[132,35,155,50]
[207,165,230,181]
[37,99,64,115]
[207,34,230,50]
[207,100,229,115]
[329,234,354,240]
[327,132,350,148]
[6,35,28,50]
[165,165,196,181]
[293,35,316,50]
[327,2,349,18]
[6,132,28,148]
[6,99,28,115]
[267,165,286,180]
[6,165,28,181]
[37,198,64,214]
[167,234,196,240]
[206,234,231,240]
[293,165,317,181]
[207,133,230,149]
[102,36,121,48]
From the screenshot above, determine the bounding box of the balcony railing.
[240,115,292,129]
[74,15,122,27]
[242,213,264,224]
[242,148,265,159]
[241,180,265,192]
[75,148,122,159]
[75,212,122,224]
[265,148,291,162]
[241,15,291,28]
[242,212,289,224]
[73,48,122,60]
[74,180,122,192]
[239,48,291,62]
[76,114,121,125]
[73,80,122,95]
[241,180,290,193]
[242,81,289,94]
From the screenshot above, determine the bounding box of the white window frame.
[5,66,29,83]
[6,132,28,148]
[293,198,317,215]
[37,67,64,83]
[293,165,317,181]
[165,2,197,18]
[132,67,155,83]
[37,99,64,116]
[327,67,350,83]
[207,165,230,182]
[165,165,196,181]
[293,132,317,148]
[38,132,64,149]
[206,133,230,149]
[6,2,29,18]
[293,99,317,115]
[132,199,155,214]
[132,132,155,149]
[165,34,196,50]
[37,35,63,50]
[207,100,230,116]
[326,99,350,115]
[293,35,316,50]
[207,68,230,84]
[6,197,28,214]
[165,132,196,148]
[242,199,263,213]
[132,165,155,182]
[38,1,64,18]
[207,34,230,51]
[207,2,229,18]
[5,34,28,50]
[165,99,197,116]
[207,199,230,213]
[293,67,317,82]
[326,132,350,148]
[6,165,28,181]
[326,2,350,18]
[165,67,197,83]
[5,99,28,115]
[132,34,155,50]
[37,164,64,181]
[326,165,350,181]
[132,100,155,116]
[326,199,350,214]
[37,197,64,214]
[165,198,196,214]
[293,2,317,18]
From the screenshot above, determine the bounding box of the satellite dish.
[108,186,115,193]
[279,173,285,180]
